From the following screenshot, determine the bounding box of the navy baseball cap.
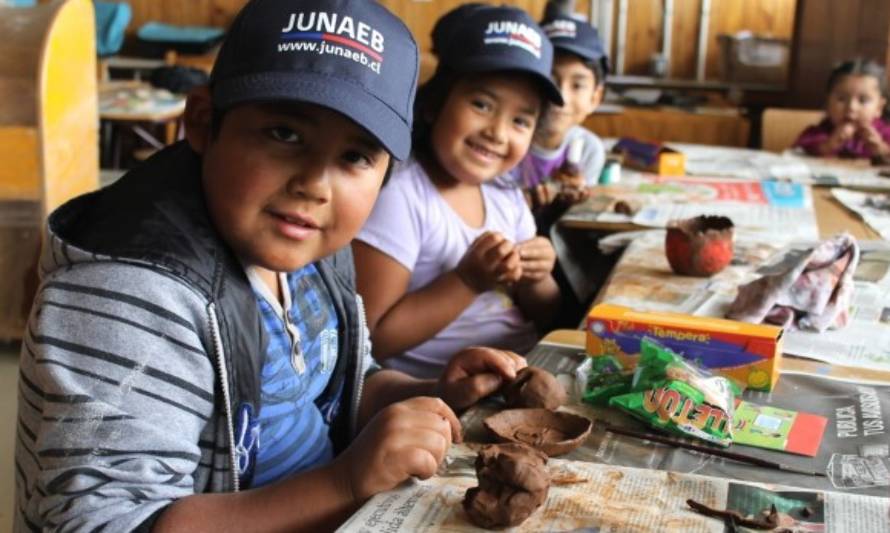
[210,0,419,160]
[432,4,563,106]
[541,15,610,75]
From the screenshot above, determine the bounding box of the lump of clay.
[463,443,550,529]
[484,408,593,456]
[502,367,567,410]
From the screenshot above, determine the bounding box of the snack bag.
[609,337,739,446]
[581,355,633,406]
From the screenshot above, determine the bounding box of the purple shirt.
[356,159,539,379]
[510,126,605,188]
[794,117,890,158]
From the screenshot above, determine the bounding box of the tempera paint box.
[611,137,686,176]
[586,304,783,391]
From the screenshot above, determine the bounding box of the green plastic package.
[609,337,739,446]
[582,355,633,406]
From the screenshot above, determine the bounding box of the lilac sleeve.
[355,177,422,271]
[514,187,537,242]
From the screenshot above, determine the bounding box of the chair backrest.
[761,107,824,153]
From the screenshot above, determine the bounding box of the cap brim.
[212,72,412,160]
[457,57,564,107]
[552,41,599,63]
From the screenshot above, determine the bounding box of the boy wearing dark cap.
[513,11,610,208]
[15,1,524,531]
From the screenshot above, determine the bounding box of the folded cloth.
[727,233,859,332]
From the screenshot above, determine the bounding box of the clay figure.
[463,443,550,529]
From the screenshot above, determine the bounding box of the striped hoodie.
[14,142,371,532]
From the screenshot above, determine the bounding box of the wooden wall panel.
[119,0,795,81]
[670,0,702,79]
[621,0,663,75]
[786,0,890,109]
[704,0,796,79]
[122,0,592,52]
[612,0,796,78]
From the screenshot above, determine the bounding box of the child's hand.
[516,237,557,282]
[456,232,521,292]
[821,122,856,154]
[525,183,558,210]
[436,346,527,411]
[334,396,461,503]
[857,122,890,157]
[553,169,585,190]
[555,186,591,206]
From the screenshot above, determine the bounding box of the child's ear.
[184,85,214,154]
[590,83,605,110]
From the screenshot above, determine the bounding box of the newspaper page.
[668,142,814,182]
[596,230,791,316]
[597,232,890,371]
[631,201,818,241]
[665,141,890,191]
[832,188,890,240]
[339,443,890,532]
[562,173,818,243]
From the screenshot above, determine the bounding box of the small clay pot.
[484,408,593,457]
[665,215,734,277]
[501,367,567,410]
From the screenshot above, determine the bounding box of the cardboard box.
[718,33,790,87]
[612,137,685,176]
[585,303,783,391]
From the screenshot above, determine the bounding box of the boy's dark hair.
[209,105,395,185]
[827,58,888,97]
[554,49,607,88]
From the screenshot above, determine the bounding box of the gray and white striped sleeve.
[16,261,217,532]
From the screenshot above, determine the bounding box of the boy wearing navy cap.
[15,1,525,531]
[513,3,610,209]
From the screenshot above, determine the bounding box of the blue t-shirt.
[247,264,340,487]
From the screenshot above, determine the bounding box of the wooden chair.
[0,0,99,339]
[761,107,824,153]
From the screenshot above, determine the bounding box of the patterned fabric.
[794,118,890,159]
[727,234,860,332]
[248,265,340,487]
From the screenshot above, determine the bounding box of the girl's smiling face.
[827,74,887,127]
[428,73,541,185]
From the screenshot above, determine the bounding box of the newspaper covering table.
[666,142,890,191]
[596,231,890,371]
[339,443,890,532]
[561,173,820,241]
[832,189,890,241]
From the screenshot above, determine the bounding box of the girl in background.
[353,4,563,379]
[795,58,890,163]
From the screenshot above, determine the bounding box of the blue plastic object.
[94,1,132,57]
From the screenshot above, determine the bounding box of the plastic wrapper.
[609,337,739,446]
[580,355,633,406]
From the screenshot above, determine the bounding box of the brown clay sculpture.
[502,367,567,410]
[665,215,734,277]
[484,408,593,457]
[463,443,550,529]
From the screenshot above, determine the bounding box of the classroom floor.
[0,342,20,532]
